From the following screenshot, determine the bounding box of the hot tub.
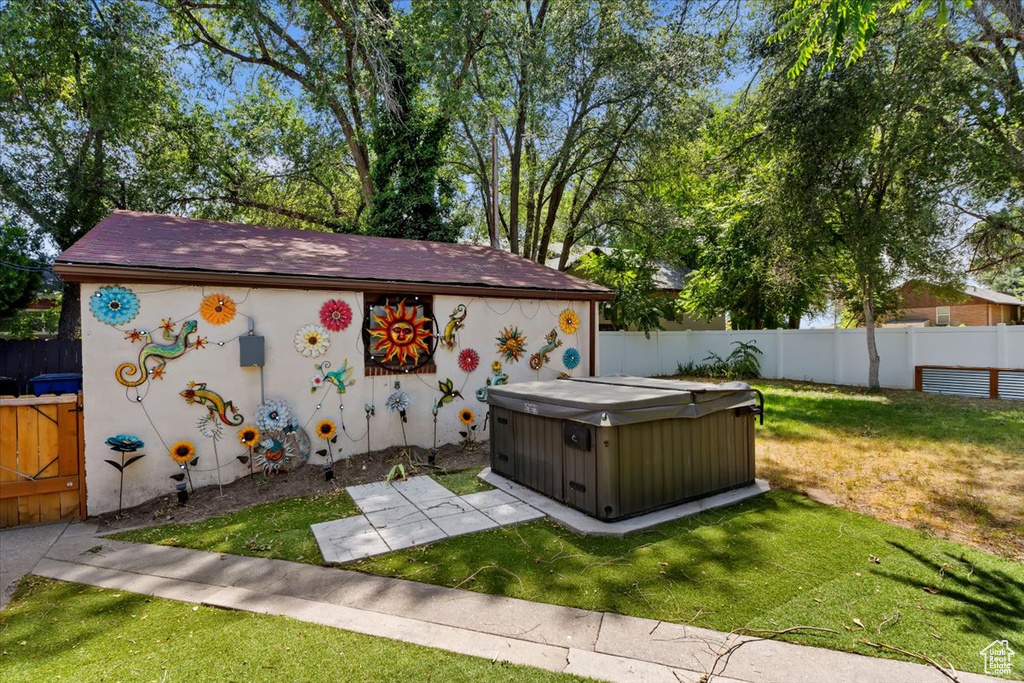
[487,376,763,521]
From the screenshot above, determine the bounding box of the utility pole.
[489,116,500,249]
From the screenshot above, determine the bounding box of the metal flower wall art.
[116,319,203,388]
[558,308,580,335]
[90,286,140,326]
[180,381,244,425]
[439,304,467,351]
[529,329,563,370]
[104,434,146,515]
[199,293,236,326]
[369,300,433,369]
[295,324,331,358]
[563,347,581,371]
[495,326,528,363]
[457,348,480,373]
[320,299,353,332]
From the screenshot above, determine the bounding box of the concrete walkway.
[0,520,69,608]
[8,521,1005,683]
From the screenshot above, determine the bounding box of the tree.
[672,104,832,329]
[577,248,669,335]
[457,0,728,264]
[0,223,42,321]
[166,0,484,240]
[760,19,968,386]
[0,0,191,337]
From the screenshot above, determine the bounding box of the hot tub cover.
[487,375,756,426]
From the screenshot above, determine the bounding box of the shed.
[54,211,612,515]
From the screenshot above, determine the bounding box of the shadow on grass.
[880,541,1024,635]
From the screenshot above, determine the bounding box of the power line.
[0,258,52,273]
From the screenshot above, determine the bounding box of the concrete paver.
[432,509,499,536]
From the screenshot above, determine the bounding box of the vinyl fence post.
[907,326,917,390]
[775,328,785,380]
[996,323,1008,369]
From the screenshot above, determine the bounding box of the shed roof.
[54,211,613,301]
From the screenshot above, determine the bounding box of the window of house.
[362,294,436,375]
[935,306,950,326]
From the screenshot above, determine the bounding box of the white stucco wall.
[80,283,593,514]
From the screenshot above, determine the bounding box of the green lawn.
[430,466,495,496]
[111,489,360,564]
[745,380,1024,558]
[357,490,1023,678]
[0,577,587,682]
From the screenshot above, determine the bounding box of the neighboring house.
[548,245,726,331]
[888,281,1023,327]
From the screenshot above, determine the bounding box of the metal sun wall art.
[439,304,467,351]
[199,293,236,326]
[369,300,433,368]
[496,326,528,363]
[295,323,331,358]
[320,299,353,332]
[116,319,202,387]
[91,286,141,326]
[180,381,244,425]
[529,329,563,370]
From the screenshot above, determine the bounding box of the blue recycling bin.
[29,373,82,396]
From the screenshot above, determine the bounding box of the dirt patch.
[94,443,488,533]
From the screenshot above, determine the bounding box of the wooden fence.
[0,392,85,528]
[0,339,82,395]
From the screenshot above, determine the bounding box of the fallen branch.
[860,639,960,682]
[701,626,841,682]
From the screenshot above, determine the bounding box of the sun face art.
[496,326,528,363]
[368,299,433,369]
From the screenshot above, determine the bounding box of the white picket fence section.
[598,324,1024,389]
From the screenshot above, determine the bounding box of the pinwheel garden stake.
[197,412,226,496]
[104,435,146,516]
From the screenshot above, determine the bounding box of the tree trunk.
[860,273,881,389]
[58,283,81,340]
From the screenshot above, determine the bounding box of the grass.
[109,489,360,564]
[430,466,495,496]
[0,577,587,682]
[358,490,1023,678]
[745,380,1024,559]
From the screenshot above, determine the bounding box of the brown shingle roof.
[55,211,612,300]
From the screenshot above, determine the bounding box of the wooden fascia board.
[53,263,615,302]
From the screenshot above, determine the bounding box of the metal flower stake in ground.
[168,440,198,501]
[103,434,146,516]
[237,425,260,478]
[385,391,411,481]
[458,407,478,447]
[315,419,339,480]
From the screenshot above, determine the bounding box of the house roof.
[547,245,692,291]
[54,212,613,301]
[965,285,1024,306]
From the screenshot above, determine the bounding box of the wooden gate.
[0,393,85,528]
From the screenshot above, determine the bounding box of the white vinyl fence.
[598,324,1024,390]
